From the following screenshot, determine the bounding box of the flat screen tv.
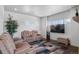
[48,19,65,33]
[50,24,65,33]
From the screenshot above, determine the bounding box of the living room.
[0,5,79,54]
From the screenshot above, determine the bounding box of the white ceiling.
[4,5,74,17]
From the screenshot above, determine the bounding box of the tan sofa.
[0,32,35,54]
[21,30,42,43]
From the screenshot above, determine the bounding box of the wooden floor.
[49,39,78,54]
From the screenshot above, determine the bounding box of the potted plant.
[5,14,18,37]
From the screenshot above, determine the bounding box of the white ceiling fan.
[73,8,79,23]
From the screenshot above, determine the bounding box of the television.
[48,19,65,33]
